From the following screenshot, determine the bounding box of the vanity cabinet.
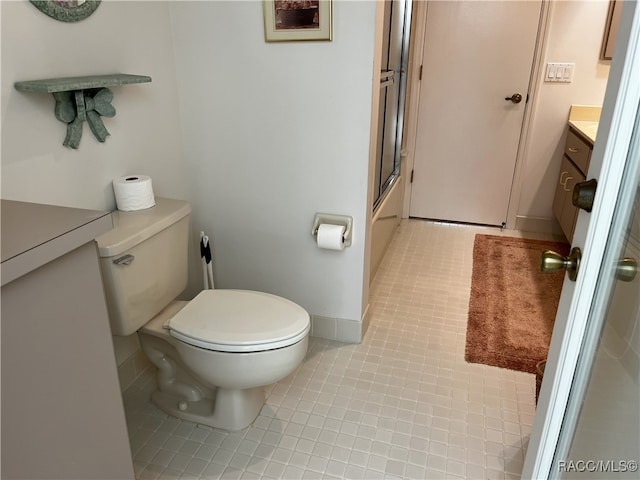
[553,128,593,242]
[1,200,134,480]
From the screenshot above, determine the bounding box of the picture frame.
[601,0,622,60]
[263,1,332,42]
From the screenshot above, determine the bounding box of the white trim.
[401,0,427,219]
[514,215,562,236]
[505,0,551,230]
[363,0,386,333]
[360,302,371,340]
[522,0,640,477]
[310,314,362,343]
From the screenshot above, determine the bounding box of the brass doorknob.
[616,258,638,282]
[505,93,523,104]
[540,247,582,281]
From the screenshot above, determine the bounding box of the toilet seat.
[166,290,310,353]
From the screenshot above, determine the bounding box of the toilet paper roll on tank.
[113,175,155,211]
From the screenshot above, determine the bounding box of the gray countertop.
[1,200,113,286]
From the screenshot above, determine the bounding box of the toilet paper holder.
[311,213,353,247]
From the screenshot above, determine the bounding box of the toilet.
[96,197,310,431]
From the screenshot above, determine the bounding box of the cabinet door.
[553,162,570,222]
[1,242,134,479]
[560,158,586,242]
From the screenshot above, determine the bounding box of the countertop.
[1,200,112,286]
[568,105,601,145]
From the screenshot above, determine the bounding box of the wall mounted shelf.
[15,74,152,149]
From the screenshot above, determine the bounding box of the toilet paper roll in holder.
[311,213,353,248]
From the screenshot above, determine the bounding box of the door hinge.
[410,169,414,183]
[418,65,423,81]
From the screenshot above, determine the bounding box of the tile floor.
[123,219,555,479]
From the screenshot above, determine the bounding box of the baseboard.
[117,314,364,389]
[311,314,362,343]
[361,303,371,340]
[117,349,152,392]
[515,215,564,236]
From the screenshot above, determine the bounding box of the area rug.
[465,234,570,374]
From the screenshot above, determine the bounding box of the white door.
[409,0,541,225]
[523,1,640,477]
[557,184,639,477]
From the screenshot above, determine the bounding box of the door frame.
[401,0,550,230]
[523,0,640,476]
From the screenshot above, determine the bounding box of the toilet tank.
[96,198,192,336]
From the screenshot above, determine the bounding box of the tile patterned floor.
[124,219,552,479]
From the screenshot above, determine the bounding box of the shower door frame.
[373,0,412,212]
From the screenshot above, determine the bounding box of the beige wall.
[516,0,611,228]
[400,1,611,233]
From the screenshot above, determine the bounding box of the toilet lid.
[167,290,310,353]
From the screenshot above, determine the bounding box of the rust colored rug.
[465,234,570,374]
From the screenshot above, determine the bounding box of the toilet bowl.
[96,197,310,430]
[138,290,309,430]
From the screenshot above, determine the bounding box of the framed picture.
[601,0,622,60]
[263,1,332,42]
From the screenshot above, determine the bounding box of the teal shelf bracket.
[15,74,151,149]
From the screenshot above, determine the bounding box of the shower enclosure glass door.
[373,0,411,210]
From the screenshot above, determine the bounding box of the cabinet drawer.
[564,129,592,174]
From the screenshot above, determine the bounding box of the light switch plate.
[545,63,575,83]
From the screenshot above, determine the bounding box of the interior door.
[523,1,640,476]
[557,177,639,478]
[409,0,542,225]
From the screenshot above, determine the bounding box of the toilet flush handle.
[113,254,134,266]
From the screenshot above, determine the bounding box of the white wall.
[2,0,609,340]
[1,1,188,378]
[2,0,378,341]
[1,1,187,210]
[169,1,377,327]
[517,0,611,226]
